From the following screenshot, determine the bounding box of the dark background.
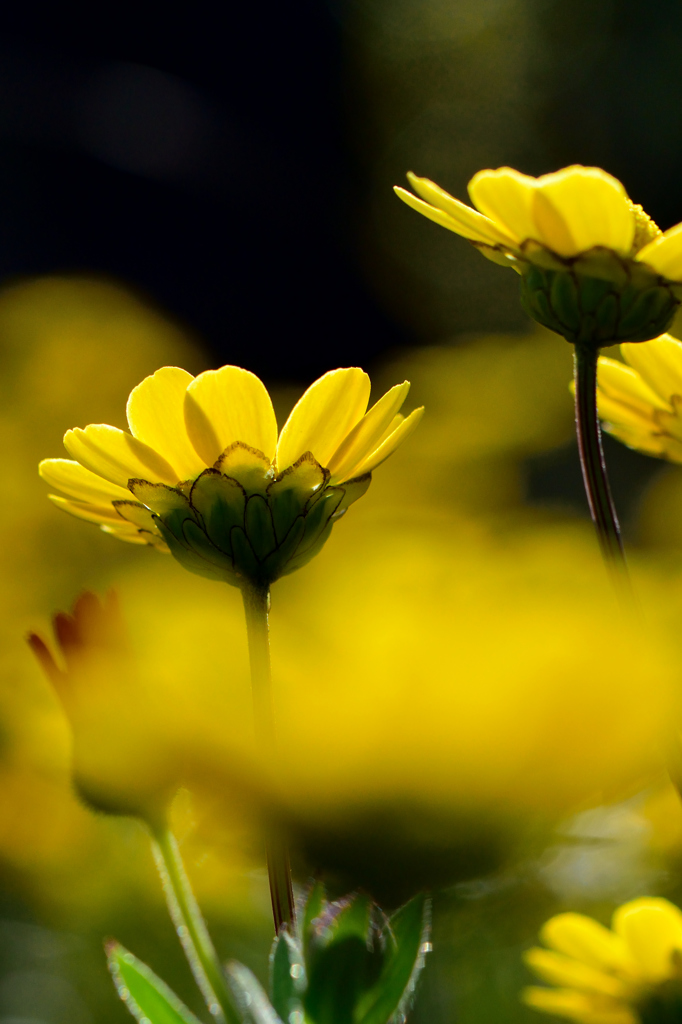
[2,1,682,385]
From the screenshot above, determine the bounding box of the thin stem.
[240,582,295,934]
[573,344,631,595]
[151,826,240,1024]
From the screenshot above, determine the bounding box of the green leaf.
[107,941,203,1024]
[270,930,306,1023]
[356,894,431,1024]
[301,880,327,961]
[226,961,283,1024]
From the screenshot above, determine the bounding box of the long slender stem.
[151,826,240,1024]
[573,343,631,594]
[240,582,295,934]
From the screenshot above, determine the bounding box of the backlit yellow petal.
[524,949,628,998]
[350,406,424,479]
[468,167,538,245]
[596,392,660,439]
[327,381,410,483]
[532,166,634,257]
[636,222,682,280]
[613,898,682,982]
[522,987,635,1024]
[403,173,517,246]
[48,494,122,525]
[276,368,371,472]
[597,357,670,414]
[126,366,206,480]
[64,424,178,488]
[184,365,278,466]
[540,914,636,975]
[39,459,132,503]
[620,336,682,401]
[100,522,155,546]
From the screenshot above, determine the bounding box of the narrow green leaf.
[226,961,283,1024]
[356,894,431,1024]
[107,941,204,1024]
[270,930,306,1023]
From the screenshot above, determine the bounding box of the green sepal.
[129,481,196,542]
[260,516,306,580]
[189,470,246,554]
[155,518,230,583]
[215,442,274,494]
[106,941,203,1024]
[282,522,333,577]
[301,489,344,548]
[356,894,431,1024]
[182,520,237,580]
[334,475,372,516]
[226,962,283,1024]
[270,930,306,1024]
[112,500,158,531]
[231,526,261,580]
[267,453,329,542]
[245,494,277,560]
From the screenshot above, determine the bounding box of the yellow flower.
[28,591,180,820]
[523,897,682,1024]
[39,365,423,587]
[394,166,682,346]
[596,334,682,462]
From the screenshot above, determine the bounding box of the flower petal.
[522,987,635,1024]
[39,459,132,503]
[613,897,682,983]
[524,949,628,998]
[350,406,424,479]
[276,368,371,472]
[398,173,517,246]
[126,366,207,480]
[327,381,410,483]
[100,522,158,546]
[468,167,538,245]
[620,335,682,402]
[48,494,123,525]
[636,222,682,281]
[184,365,278,466]
[531,166,634,257]
[597,357,671,414]
[63,425,178,488]
[540,913,636,975]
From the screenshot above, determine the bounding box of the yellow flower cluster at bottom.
[524,897,682,1024]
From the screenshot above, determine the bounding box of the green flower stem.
[151,826,240,1024]
[573,343,631,592]
[240,581,295,934]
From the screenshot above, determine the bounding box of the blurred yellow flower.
[39,365,423,586]
[28,590,182,821]
[523,897,682,1024]
[596,335,682,462]
[395,166,682,344]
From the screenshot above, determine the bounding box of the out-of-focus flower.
[395,166,682,345]
[40,366,423,586]
[523,897,682,1024]
[596,335,682,461]
[28,590,182,821]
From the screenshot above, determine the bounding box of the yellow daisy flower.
[39,365,423,587]
[523,897,682,1024]
[395,166,682,346]
[596,334,682,462]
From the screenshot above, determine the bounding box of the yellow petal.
[327,381,410,483]
[48,494,122,525]
[39,459,132,503]
[468,167,539,245]
[531,166,634,257]
[524,949,627,998]
[126,366,207,481]
[613,897,682,982]
[100,522,157,546]
[350,406,424,479]
[597,357,670,414]
[596,391,660,440]
[522,987,635,1024]
[636,222,682,280]
[276,368,371,472]
[620,336,682,402]
[540,913,636,975]
[401,173,517,247]
[63,424,178,488]
[184,365,278,466]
